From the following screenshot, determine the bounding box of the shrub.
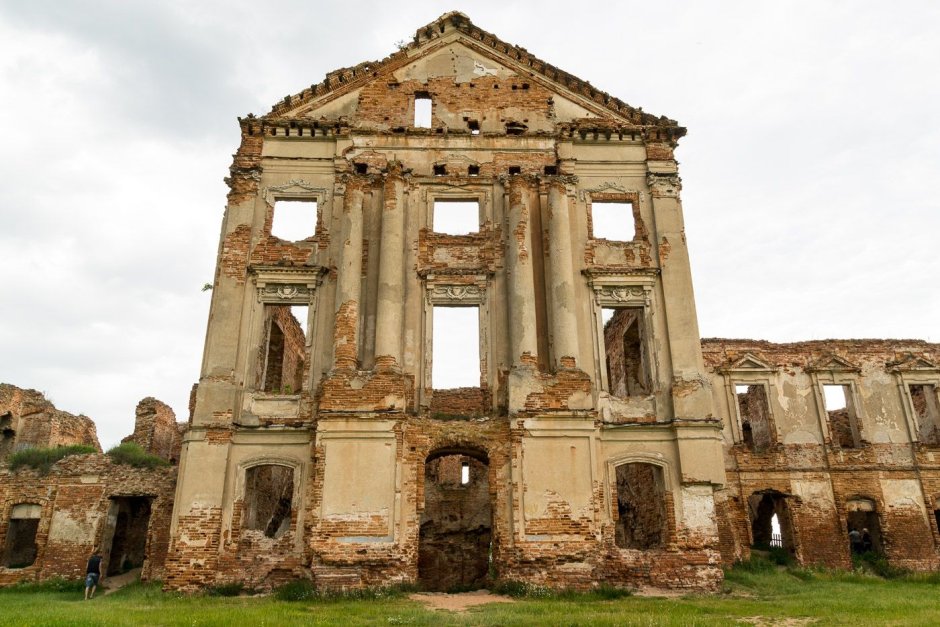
[0,578,84,593]
[206,582,244,597]
[106,442,169,469]
[274,580,316,601]
[7,445,97,474]
[853,551,909,579]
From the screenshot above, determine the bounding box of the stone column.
[546,179,580,369]
[373,167,406,372]
[332,176,365,370]
[505,175,538,368]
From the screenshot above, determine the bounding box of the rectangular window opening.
[271,199,316,241]
[461,461,470,485]
[602,307,649,398]
[433,199,479,235]
[735,384,774,452]
[244,465,294,539]
[823,384,860,448]
[592,201,635,241]
[3,504,40,568]
[910,384,940,445]
[615,463,666,549]
[414,94,432,128]
[432,306,480,390]
[468,120,480,135]
[261,305,308,394]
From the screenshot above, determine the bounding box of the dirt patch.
[102,567,142,595]
[408,590,515,612]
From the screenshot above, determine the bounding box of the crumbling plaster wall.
[704,339,940,570]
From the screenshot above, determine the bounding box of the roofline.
[266,11,683,133]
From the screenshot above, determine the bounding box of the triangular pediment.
[888,354,939,373]
[807,354,861,373]
[264,12,681,136]
[719,353,775,373]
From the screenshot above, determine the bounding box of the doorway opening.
[748,490,795,554]
[418,449,491,591]
[102,497,152,576]
[846,498,883,555]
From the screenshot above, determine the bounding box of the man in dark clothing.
[84,548,103,600]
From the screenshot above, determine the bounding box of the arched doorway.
[418,448,491,591]
[748,490,795,553]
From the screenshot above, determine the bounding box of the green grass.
[105,442,169,469]
[7,445,97,473]
[1,565,940,626]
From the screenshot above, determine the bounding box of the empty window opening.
[244,465,294,539]
[748,491,794,553]
[508,166,521,176]
[544,165,558,175]
[271,199,316,241]
[505,121,526,135]
[736,384,774,452]
[419,451,491,591]
[846,498,882,555]
[603,308,650,398]
[0,412,14,458]
[592,201,635,241]
[823,384,861,448]
[910,384,940,445]
[468,120,480,135]
[2,503,40,568]
[432,200,479,235]
[614,463,667,549]
[414,93,432,128]
[468,165,480,176]
[354,162,368,174]
[101,497,152,576]
[433,164,447,176]
[934,505,940,536]
[261,305,308,394]
[432,306,480,390]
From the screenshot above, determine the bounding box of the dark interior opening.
[737,384,774,452]
[614,463,666,549]
[2,504,40,568]
[748,491,794,553]
[604,308,649,398]
[103,497,152,575]
[419,451,492,591]
[244,465,294,539]
[846,500,883,555]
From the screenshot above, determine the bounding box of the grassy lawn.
[2,564,939,626]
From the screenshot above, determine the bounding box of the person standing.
[84,548,103,600]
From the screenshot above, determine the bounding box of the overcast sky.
[1,1,937,448]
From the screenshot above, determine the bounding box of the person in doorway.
[861,528,873,553]
[848,528,863,554]
[84,548,103,600]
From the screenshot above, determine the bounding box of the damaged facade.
[165,12,725,593]
[4,12,939,594]
[0,386,181,584]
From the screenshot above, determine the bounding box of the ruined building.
[4,12,939,593]
[165,12,726,592]
[0,387,180,584]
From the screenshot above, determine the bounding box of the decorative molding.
[806,354,861,373]
[578,181,630,201]
[592,285,651,307]
[261,179,328,205]
[252,265,326,304]
[888,354,939,373]
[426,283,485,305]
[718,353,776,374]
[646,173,682,198]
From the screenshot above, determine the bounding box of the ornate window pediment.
[718,353,775,374]
[251,265,326,304]
[807,354,861,373]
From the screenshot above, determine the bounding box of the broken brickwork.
[0,384,100,455]
[166,12,723,594]
[0,386,177,586]
[703,338,940,571]
[122,397,185,462]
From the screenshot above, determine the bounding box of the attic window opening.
[508,166,521,176]
[910,384,940,446]
[505,122,527,135]
[544,166,558,175]
[414,93,432,128]
[468,120,480,135]
[433,164,447,176]
[468,165,480,176]
[354,163,368,174]
[591,201,635,241]
[271,198,317,241]
[433,200,479,235]
[735,384,773,452]
[823,384,861,449]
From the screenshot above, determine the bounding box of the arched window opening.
[614,462,666,549]
[244,465,294,539]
